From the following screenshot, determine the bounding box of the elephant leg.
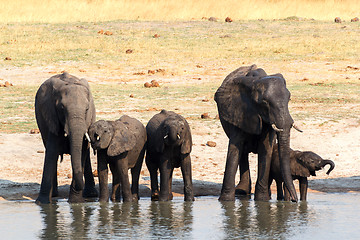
[146,154,160,201]
[181,154,194,201]
[283,182,291,201]
[82,145,98,198]
[52,160,59,197]
[254,129,275,201]
[109,162,120,202]
[36,133,60,204]
[116,158,132,202]
[276,180,284,200]
[159,158,172,201]
[299,177,308,201]
[168,168,174,200]
[130,147,145,201]
[219,138,244,201]
[235,152,251,195]
[97,150,109,202]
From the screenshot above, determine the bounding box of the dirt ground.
[0,62,359,202]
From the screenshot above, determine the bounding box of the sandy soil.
[0,63,359,202]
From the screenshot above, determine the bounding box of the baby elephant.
[89,115,146,202]
[146,110,194,201]
[270,143,335,201]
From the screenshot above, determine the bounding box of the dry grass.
[0,0,359,23]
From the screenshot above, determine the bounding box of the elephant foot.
[218,193,235,201]
[35,195,51,205]
[254,192,271,201]
[83,186,98,198]
[68,191,85,203]
[151,191,159,201]
[132,194,139,201]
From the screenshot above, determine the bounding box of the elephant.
[214,64,302,202]
[146,109,194,201]
[270,143,335,201]
[35,72,98,204]
[88,115,147,202]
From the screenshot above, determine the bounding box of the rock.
[151,80,160,87]
[153,34,160,38]
[30,129,40,134]
[93,169,98,177]
[129,94,134,98]
[225,17,233,22]
[351,17,359,22]
[201,113,210,119]
[4,81,12,87]
[104,31,113,36]
[126,49,133,54]
[4,57,11,60]
[148,70,156,74]
[144,82,152,88]
[334,17,342,23]
[98,29,104,34]
[206,141,216,147]
[208,17,217,22]
[67,173,72,179]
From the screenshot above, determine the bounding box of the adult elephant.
[214,64,300,202]
[35,72,98,204]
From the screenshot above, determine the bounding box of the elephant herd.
[34,66,335,204]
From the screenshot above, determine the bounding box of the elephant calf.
[146,110,194,201]
[88,115,146,202]
[270,143,335,201]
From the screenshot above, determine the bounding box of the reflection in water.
[221,197,311,239]
[25,194,360,239]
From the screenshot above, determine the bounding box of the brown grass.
[0,0,359,23]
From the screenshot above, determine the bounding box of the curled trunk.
[322,160,335,175]
[277,130,298,202]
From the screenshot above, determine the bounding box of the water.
[1,193,360,239]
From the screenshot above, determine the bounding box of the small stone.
[93,170,98,177]
[67,173,72,179]
[126,49,133,54]
[225,17,233,22]
[334,17,342,23]
[151,80,160,87]
[144,82,152,88]
[30,129,40,134]
[104,31,113,36]
[208,17,217,22]
[153,34,160,38]
[351,17,359,22]
[206,141,216,147]
[129,94,134,98]
[4,57,11,60]
[201,113,210,119]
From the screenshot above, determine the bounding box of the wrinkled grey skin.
[146,110,194,201]
[88,115,146,202]
[35,72,98,204]
[215,65,298,202]
[270,143,335,201]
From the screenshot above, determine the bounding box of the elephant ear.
[214,64,263,135]
[35,77,61,135]
[107,121,137,157]
[291,151,311,177]
[180,119,192,154]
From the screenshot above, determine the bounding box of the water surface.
[1,193,360,239]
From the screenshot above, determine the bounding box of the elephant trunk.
[68,118,87,199]
[322,160,335,175]
[277,129,298,202]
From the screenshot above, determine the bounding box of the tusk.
[64,133,68,137]
[271,124,284,132]
[177,134,181,140]
[164,134,168,139]
[292,123,303,133]
[96,135,100,141]
[85,132,91,142]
